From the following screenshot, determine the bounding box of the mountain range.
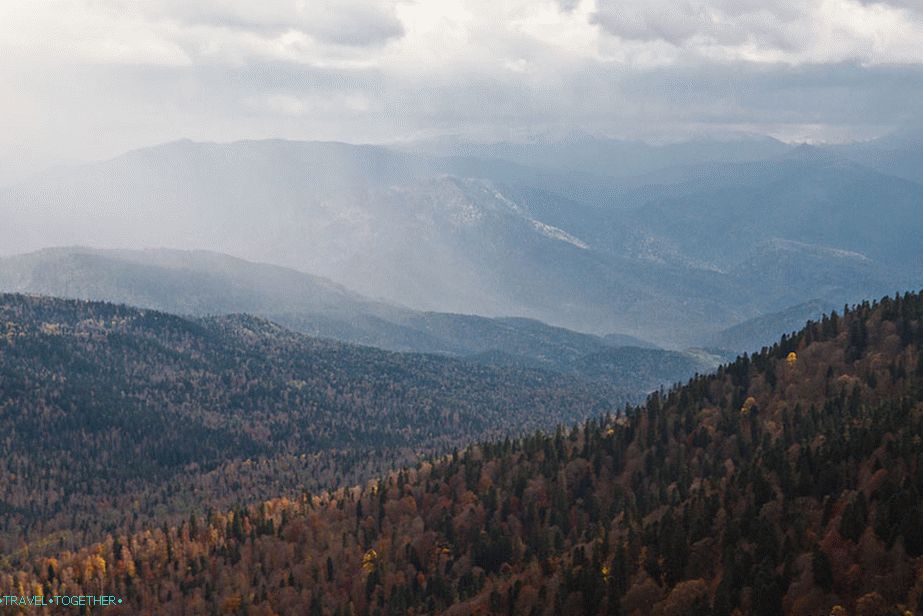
[2,133,920,347]
[0,247,711,391]
[1,129,922,614]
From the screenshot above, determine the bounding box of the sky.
[1,0,922,179]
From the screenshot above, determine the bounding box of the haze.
[1,0,922,350]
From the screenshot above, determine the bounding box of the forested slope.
[0,294,618,558]
[7,290,923,614]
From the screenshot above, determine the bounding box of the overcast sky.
[2,0,922,178]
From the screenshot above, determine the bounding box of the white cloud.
[120,0,406,47]
[1,2,191,66]
[0,0,920,172]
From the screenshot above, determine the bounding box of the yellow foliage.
[830,606,847,616]
[84,554,106,579]
[786,351,798,365]
[362,549,379,573]
[740,396,757,416]
[600,564,611,581]
[124,556,136,578]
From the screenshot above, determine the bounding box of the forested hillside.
[0,294,619,559]
[8,290,923,614]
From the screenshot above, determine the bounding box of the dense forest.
[4,290,922,614]
[0,294,620,560]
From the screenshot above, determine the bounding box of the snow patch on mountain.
[490,187,589,249]
[529,220,590,249]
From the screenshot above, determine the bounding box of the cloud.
[555,0,583,13]
[308,5,405,47]
[856,0,921,11]
[0,0,921,174]
[128,1,405,47]
[591,0,923,65]
[592,2,710,45]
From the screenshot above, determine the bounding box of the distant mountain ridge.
[0,247,710,391]
[405,133,793,180]
[2,136,920,346]
[702,299,833,353]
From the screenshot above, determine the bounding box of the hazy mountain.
[610,156,923,330]
[0,247,711,390]
[725,239,898,312]
[825,128,923,185]
[624,156,923,274]
[0,246,375,316]
[602,332,661,348]
[2,137,920,347]
[702,299,832,353]
[406,132,793,180]
[468,345,709,392]
[16,291,923,614]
